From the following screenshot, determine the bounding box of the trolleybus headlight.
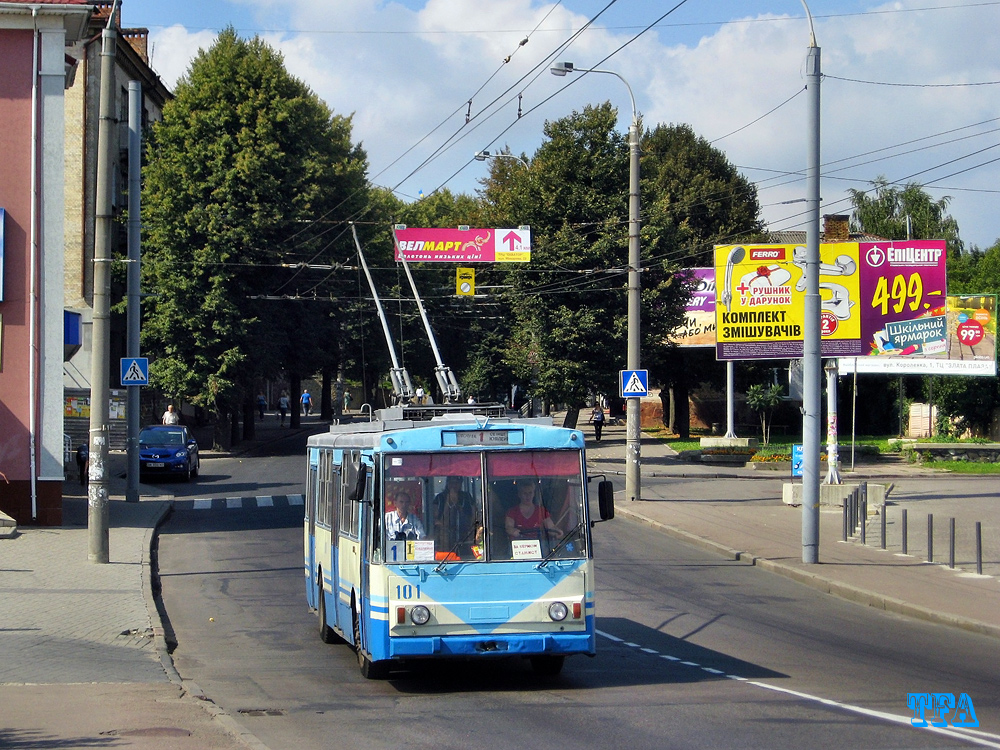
[548,602,568,622]
[410,605,431,625]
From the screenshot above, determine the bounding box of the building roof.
[768,230,888,244]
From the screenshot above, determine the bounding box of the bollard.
[949,517,955,569]
[842,498,848,542]
[860,494,867,546]
[860,483,868,545]
[851,488,858,535]
[881,507,886,550]
[927,513,934,563]
[976,521,983,576]
[902,508,908,555]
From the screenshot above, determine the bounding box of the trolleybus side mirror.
[598,480,615,521]
[349,466,368,503]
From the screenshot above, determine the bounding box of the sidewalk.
[583,419,1000,640]
[0,412,321,749]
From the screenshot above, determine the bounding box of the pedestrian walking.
[415,386,425,405]
[300,390,313,416]
[161,404,180,425]
[344,390,352,412]
[256,393,267,421]
[278,392,290,425]
[589,402,605,441]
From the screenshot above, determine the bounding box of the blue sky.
[127,1,1000,250]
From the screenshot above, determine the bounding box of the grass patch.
[918,460,1000,474]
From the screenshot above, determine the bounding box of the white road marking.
[596,630,1000,748]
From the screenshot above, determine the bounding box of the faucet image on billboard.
[721,246,745,311]
[792,245,856,292]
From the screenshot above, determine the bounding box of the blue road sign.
[120,357,149,386]
[619,369,648,398]
[792,444,804,477]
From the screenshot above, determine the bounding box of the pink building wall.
[0,29,35,491]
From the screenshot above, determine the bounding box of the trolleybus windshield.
[381,449,587,563]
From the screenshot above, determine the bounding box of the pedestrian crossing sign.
[620,369,648,398]
[120,357,149,386]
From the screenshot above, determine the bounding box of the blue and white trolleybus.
[304,404,614,678]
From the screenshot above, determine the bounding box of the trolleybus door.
[306,450,319,609]
[357,459,376,656]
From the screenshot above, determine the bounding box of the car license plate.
[146,462,165,468]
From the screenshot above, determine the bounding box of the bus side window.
[339,451,360,539]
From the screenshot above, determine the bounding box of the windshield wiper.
[433,525,480,573]
[538,520,585,568]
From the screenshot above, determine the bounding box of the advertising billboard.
[666,268,716,348]
[393,227,531,263]
[839,294,997,376]
[714,240,947,361]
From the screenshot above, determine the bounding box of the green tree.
[474,108,762,423]
[639,124,765,436]
[849,177,962,254]
[745,383,784,444]
[141,29,367,435]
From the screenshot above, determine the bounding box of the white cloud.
[147,1,1000,248]
[148,25,220,88]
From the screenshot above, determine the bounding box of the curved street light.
[550,61,643,504]
[474,149,529,168]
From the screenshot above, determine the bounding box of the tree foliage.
[141,29,368,415]
[471,107,764,410]
[849,177,962,255]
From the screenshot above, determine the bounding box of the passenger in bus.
[384,491,425,541]
[505,480,561,541]
[434,476,482,557]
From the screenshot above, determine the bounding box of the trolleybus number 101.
[396,584,421,600]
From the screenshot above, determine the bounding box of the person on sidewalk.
[161,405,180,425]
[300,390,313,416]
[589,402,605,441]
[278,392,290,425]
[256,393,267,421]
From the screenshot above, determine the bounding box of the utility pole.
[801,2,822,564]
[88,4,119,562]
[624,114,642,503]
[126,80,141,503]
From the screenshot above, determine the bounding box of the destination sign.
[444,430,523,446]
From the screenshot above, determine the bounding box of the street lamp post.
[551,61,642,503]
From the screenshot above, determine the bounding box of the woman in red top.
[505,480,561,541]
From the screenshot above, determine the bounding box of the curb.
[614,504,1000,642]
[143,500,275,750]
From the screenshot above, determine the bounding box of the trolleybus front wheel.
[317,584,340,644]
[353,609,389,679]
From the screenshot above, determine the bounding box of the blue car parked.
[139,425,200,482]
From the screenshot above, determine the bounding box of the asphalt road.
[155,438,999,749]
